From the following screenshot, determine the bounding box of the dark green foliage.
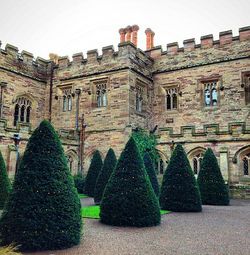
[94,148,117,204]
[0,151,11,209]
[84,150,103,197]
[132,129,159,167]
[197,148,229,205]
[0,120,82,251]
[73,174,85,194]
[160,144,202,212]
[143,152,160,197]
[100,137,161,227]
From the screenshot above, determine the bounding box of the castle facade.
[0,25,249,197]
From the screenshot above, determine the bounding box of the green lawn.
[81,205,170,219]
[78,194,89,199]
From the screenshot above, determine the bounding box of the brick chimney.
[131,25,139,47]
[119,28,126,43]
[145,28,155,50]
[125,26,132,42]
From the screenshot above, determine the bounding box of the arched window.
[204,81,218,107]
[20,105,25,122]
[63,96,67,112]
[192,153,203,175]
[26,106,31,123]
[242,153,250,176]
[136,91,142,112]
[13,104,19,126]
[96,83,107,108]
[166,87,178,110]
[13,97,32,126]
[67,96,72,111]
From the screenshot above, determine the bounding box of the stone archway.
[187,146,206,176]
[65,149,78,176]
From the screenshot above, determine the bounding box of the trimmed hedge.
[84,150,103,197]
[0,120,82,251]
[160,144,202,212]
[94,148,117,204]
[143,152,159,197]
[100,137,161,227]
[197,148,229,205]
[73,174,85,194]
[0,150,11,209]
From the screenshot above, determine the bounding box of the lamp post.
[13,133,21,174]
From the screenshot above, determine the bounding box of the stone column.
[131,25,139,47]
[119,28,126,43]
[220,147,229,182]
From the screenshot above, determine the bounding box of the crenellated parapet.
[56,41,153,81]
[145,26,250,73]
[0,43,51,82]
[158,122,250,145]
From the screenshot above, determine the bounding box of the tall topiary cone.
[100,137,161,227]
[197,148,229,205]
[84,150,103,197]
[0,120,82,251]
[94,148,117,204]
[0,151,11,209]
[143,152,160,197]
[160,144,202,212]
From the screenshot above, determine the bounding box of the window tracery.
[13,97,32,126]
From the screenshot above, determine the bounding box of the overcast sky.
[0,0,249,59]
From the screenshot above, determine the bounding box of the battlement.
[0,42,50,82]
[56,41,153,80]
[145,26,250,59]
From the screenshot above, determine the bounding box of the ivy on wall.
[131,128,159,168]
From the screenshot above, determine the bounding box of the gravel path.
[25,199,250,255]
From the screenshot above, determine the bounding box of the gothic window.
[204,81,218,107]
[68,96,72,111]
[242,72,250,105]
[26,106,31,123]
[13,97,32,126]
[193,154,203,175]
[166,88,178,110]
[14,104,19,126]
[62,88,72,112]
[136,86,143,112]
[63,96,67,111]
[96,83,107,107]
[242,153,250,176]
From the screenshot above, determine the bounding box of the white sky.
[0,0,249,59]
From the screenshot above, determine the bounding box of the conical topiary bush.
[0,151,11,210]
[100,137,161,227]
[160,144,202,212]
[84,150,103,197]
[0,120,82,252]
[197,148,229,205]
[143,152,159,197]
[94,148,117,204]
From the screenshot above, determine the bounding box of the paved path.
[26,199,250,255]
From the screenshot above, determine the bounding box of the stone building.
[0,25,249,197]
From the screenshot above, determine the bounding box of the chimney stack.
[145,28,155,50]
[131,25,139,47]
[119,28,126,43]
[125,26,132,42]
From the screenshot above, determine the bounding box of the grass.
[78,194,89,199]
[81,205,170,219]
